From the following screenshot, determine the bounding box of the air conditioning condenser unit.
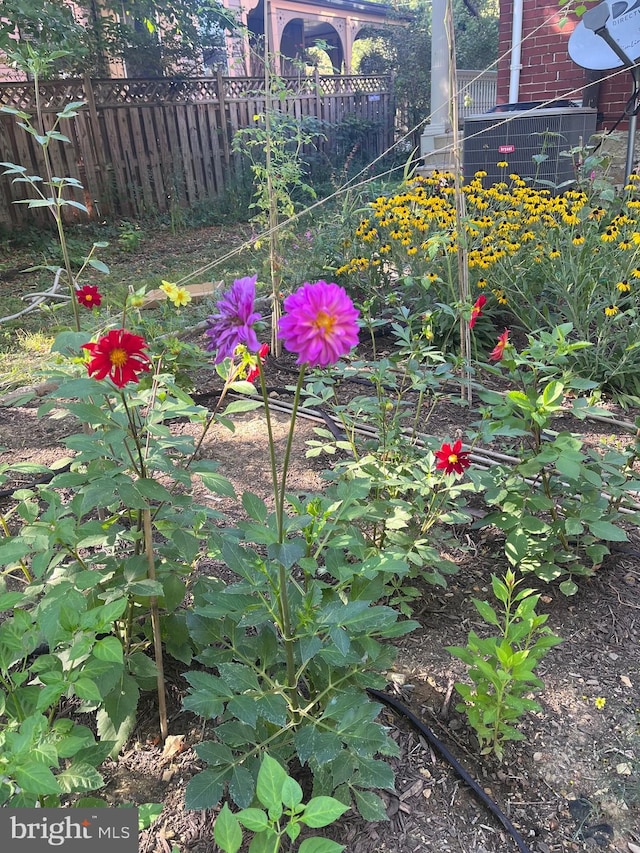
[463,107,598,187]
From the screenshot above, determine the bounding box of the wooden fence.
[0,73,394,227]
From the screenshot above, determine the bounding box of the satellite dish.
[568,0,640,70]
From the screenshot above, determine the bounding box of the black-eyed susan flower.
[572,234,585,246]
[604,304,619,317]
[601,228,618,243]
[632,268,640,278]
[617,280,631,292]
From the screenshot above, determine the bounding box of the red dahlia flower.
[247,343,270,383]
[278,280,359,367]
[469,294,486,330]
[76,284,102,309]
[434,439,471,475]
[83,329,151,388]
[489,329,510,362]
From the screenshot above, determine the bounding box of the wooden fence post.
[83,74,111,216]
[217,69,231,171]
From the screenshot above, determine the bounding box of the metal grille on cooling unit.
[463,107,598,189]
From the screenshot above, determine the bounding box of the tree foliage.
[352,0,498,140]
[0,0,237,77]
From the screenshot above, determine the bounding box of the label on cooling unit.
[498,144,515,153]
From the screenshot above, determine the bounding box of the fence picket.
[0,73,399,227]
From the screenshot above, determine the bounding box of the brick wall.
[497,0,632,128]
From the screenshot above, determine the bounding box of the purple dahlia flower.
[205,275,261,363]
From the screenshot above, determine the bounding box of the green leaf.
[237,807,269,832]
[301,796,350,828]
[222,399,262,416]
[298,839,345,853]
[281,776,303,808]
[103,672,139,730]
[96,707,136,756]
[541,380,564,408]
[195,741,235,766]
[0,539,30,566]
[93,636,123,664]
[73,677,104,703]
[195,471,237,498]
[351,788,388,822]
[242,491,268,523]
[472,599,500,628]
[51,331,90,357]
[14,762,60,795]
[182,691,225,720]
[218,663,261,693]
[185,768,228,809]
[295,725,342,765]
[0,591,26,611]
[587,520,627,541]
[256,754,287,815]
[267,539,306,569]
[136,478,174,502]
[126,579,164,597]
[247,829,279,853]
[256,693,287,727]
[227,695,258,728]
[564,517,584,536]
[56,761,104,793]
[505,530,529,566]
[214,803,243,853]
[229,764,256,809]
[351,757,395,791]
[559,579,579,596]
[138,803,163,830]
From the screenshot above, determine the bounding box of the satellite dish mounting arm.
[583,6,637,70]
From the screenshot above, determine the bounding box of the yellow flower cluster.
[160,280,192,308]
[337,170,640,315]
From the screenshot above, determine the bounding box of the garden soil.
[0,336,639,853]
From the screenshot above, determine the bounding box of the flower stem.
[257,358,282,534]
[257,360,305,704]
[142,506,168,741]
[277,364,306,534]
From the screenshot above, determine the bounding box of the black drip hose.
[366,687,531,853]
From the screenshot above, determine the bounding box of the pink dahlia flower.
[205,275,262,363]
[278,281,359,368]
